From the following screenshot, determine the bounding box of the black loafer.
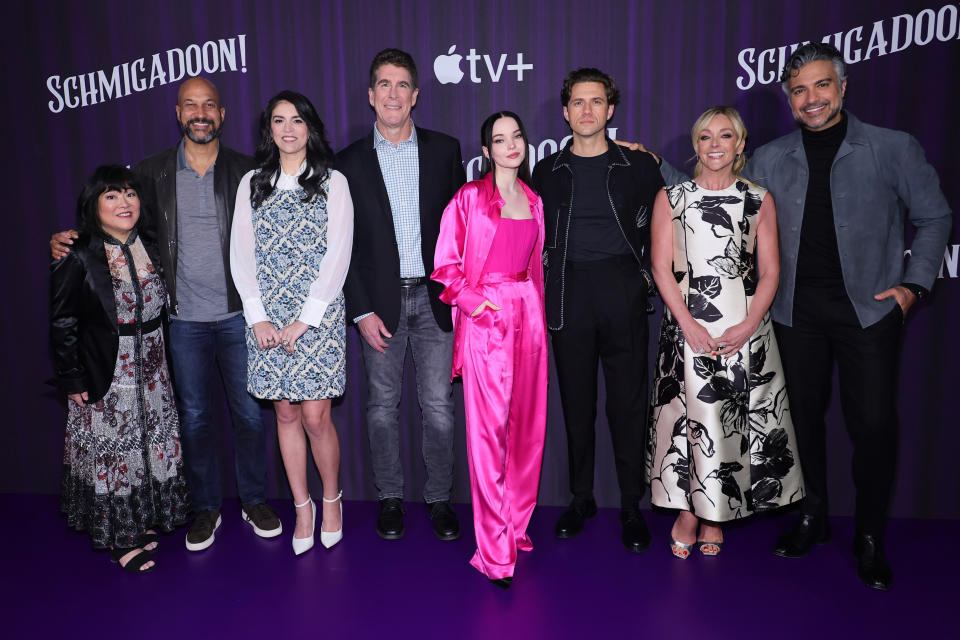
[377,498,404,540]
[555,498,598,538]
[429,501,461,541]
[773,514,830,558]
[853,534,893,591]
[620,507,651,553]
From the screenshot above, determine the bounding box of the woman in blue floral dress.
[231,91,353,555]
[647,107,803,558]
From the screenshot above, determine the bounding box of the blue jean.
[169,313,267,511]
[360,285,455,503]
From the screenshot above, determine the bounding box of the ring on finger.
[281,339,290,346]
[696,348,705,355]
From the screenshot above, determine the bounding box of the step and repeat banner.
[4,0,957,517]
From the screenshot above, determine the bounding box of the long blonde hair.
[691,105,747,178]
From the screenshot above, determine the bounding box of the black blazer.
[50,233,166,403]
[134,142,256,316]
[337,127,466,333]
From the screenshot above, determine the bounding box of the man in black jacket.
[53,77,280,551]
[337,49,466,541]
[532,68,663,553]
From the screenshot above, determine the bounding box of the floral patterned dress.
[646,179,804,522]
[245,174,346,401]
[61,234,189,548]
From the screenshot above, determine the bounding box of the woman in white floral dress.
[646,107,804,558]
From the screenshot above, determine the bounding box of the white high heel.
[320,490,343,549]
[292,497,315,556]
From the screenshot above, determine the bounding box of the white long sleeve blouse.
[230,164,354,327]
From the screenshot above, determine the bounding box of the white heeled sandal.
[320,490,343,549]
[292,497,316,556]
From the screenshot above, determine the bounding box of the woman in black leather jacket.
[50,165,189,572]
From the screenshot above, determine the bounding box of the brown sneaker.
[242,502,282,538]
[185,509,221,551]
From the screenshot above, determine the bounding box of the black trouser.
[550,255,649,510]
[774,283,901,537]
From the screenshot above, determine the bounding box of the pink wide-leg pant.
[460,272,547,579]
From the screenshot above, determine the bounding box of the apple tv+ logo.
[433,45,533,85]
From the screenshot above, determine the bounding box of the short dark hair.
[561,68,620,107]
[369,48,419,89]
[780,42,847,93]
[76,164,148,237]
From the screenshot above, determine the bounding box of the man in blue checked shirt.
[337,48,466,541]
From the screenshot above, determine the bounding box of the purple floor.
[3,494,951,639]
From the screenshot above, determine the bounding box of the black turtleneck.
[796,113,848,286]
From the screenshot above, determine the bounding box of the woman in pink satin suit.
[432,111,547,589]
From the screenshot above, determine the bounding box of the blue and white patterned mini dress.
[246,172,346,400]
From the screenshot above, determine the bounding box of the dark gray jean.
[360,285,455,503]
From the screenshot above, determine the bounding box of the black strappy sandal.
[139,530,160,552]
[109,547,156,573]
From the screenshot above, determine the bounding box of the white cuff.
[298,297,330,328]
[241,298,269,326]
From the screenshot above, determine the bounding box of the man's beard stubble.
[179,117,223,144]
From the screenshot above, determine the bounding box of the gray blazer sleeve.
[894,135,953,290]
[658,157,690,187]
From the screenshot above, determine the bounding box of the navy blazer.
[337,126,466,333]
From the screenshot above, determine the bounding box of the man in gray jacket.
[747,43,952,591]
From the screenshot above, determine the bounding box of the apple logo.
[434,45,464,85]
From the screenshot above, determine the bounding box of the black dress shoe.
[853,534,893,591]
[376,498,404,540]
[554,498,598,539]
[773,514,830,558]
[620,507,651,553]
[490,577,513,589]
[429,501,461,541]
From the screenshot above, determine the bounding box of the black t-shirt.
[567,151,632,261]
[796,114,848,286]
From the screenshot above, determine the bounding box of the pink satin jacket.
[431,173,545,379]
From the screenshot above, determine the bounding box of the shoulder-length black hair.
[250,90,334,209]
[479,111,532,197]
[75,164,151,240]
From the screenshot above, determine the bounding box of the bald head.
[178,77,221,106]
[176,77,225,145]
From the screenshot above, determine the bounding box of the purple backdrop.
[4,0,957,518]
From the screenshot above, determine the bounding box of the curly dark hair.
[560,67,620,107]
